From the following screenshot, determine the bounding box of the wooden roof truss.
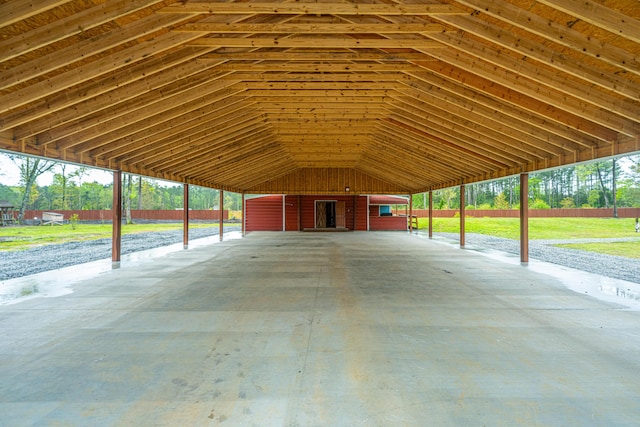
[1,0,639,194]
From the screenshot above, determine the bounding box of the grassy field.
[0,222,236,251]
[417,217,637,239]
[555,242,640,259]
[417,217,640,258]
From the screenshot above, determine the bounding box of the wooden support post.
[219,190,224,241]
[520,173,529,264]
[112,170,122,265]
[183,181,189,249]
[460,184,465,247]
[242,192,246,236]
[428,191,433,239]
[409,194,413,233]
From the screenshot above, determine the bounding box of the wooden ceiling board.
[0,0,639,195]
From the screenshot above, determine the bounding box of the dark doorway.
[316,201,336,228]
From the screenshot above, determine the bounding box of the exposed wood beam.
[159,3,466,15]
[0,14,195,92]
[247,96,391,103]
[43,73,238,148]
[450,0,640,77]
[0,0,167,63]
[409,64,625,141]
[245,90,394,97]
[93,97,251,160]
[188,37,444,49]
[237,81,405,90]
[0,0,69,29]
[221,72,411,82]
[106,116,258,163]
[535,0,640,44]
[213,63,423,72]
[433,14,640,101]
[370,133,476,179]
[263,112,385,120]
[200,51,439,61]
[361,141,459,183]
[4,47,217,132]
[67,85,245,154]
[400,69,600,148]
[175,23,447,33]
[0,32,206,114]
[381,116,506,171]
[392,87,587,155]
[167,134,280,175]
[99,101,257,165]
[386,97,540,164]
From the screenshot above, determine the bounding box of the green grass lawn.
[0,222,237,251]
[416,216,640,258]
[555,242,640,259]
[417,216,638,240]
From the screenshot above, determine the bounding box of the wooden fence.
[23,209,229,222]
[401,208,640,219]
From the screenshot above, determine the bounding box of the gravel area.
[0,226,229,281]
[1,228,638,284]
[427,232,640,284]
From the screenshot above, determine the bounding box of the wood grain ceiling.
[0,0,639,194]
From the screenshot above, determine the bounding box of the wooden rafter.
[0,0,637,195]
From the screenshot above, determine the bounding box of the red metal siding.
[245,195,284,232]
[285,195,300,231]
[300,196,317,229]
[369,215,408,231]
[355,196,368,230]
[369,204,407,231]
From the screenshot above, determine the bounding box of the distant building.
[0,200,16,226]
[245,195,409,232]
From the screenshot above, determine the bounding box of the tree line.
[0,154,242,222]
[2,153,640,221]
[412,157,640,211]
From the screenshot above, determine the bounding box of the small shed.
[42,212,64,226]
[245,195,409,232]
[368,195,411,231]
[0,201,16,226]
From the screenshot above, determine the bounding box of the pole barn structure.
[2,1,640,425]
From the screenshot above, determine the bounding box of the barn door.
[335,201,346,228]
[316,201,326,228]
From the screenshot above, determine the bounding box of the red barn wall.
[355,196,368,231]
[285,195,300,231]
[245,195,410,232]
[299,195,357,230]
[245,195,283,232]
[300,196,316,229]
[369,204,408,231]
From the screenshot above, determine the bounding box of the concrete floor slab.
[1,232,640,426]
